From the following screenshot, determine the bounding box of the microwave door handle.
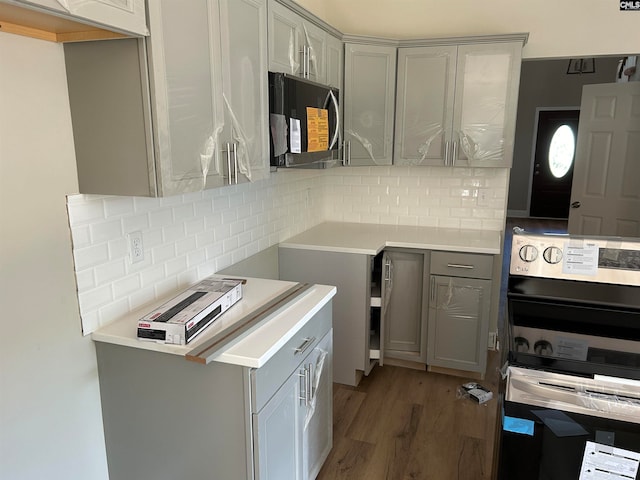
[327,90,340,150]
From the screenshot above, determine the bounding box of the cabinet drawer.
[251,302,332,412]
[430,251,493,279]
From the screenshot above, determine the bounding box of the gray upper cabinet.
[325,33,343,90]
[343,42,397,166]
[394,41,523,168]
[218,0,270,185]
[64,0,268,197]
[267,0,327,83]
[9,0,148,36]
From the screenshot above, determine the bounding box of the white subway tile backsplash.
[113,274,141,299]
[90,219,122,244]
[103,196,135,218]
[78,284,113,312]
[98,297,131,326]
[73,243,110,270]
[94,260,126,285]
[68,167,508,334]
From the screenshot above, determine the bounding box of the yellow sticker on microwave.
[306,107,329,152]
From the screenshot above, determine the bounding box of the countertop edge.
[209,285,337,368]
[92,280,337,370]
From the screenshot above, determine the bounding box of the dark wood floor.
[317,352,503,480]
[317,218,568,480]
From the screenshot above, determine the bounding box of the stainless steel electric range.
[499,230,640,480]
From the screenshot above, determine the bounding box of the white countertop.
[279,222,502,255]
[92,276,336,368]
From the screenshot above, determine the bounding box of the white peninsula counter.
[92,276,336,480]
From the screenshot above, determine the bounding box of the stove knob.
[534,340,553,356]
[543,246,563,264]
[519,245,538,262]
[514,336,530,353]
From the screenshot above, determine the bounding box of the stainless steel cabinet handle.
[430,278,436,303]
[225,143,232,185]
[444,141,450,166]
[294,337,316,355]
[308,362,315,401]
[342,141,351,166]
[232,143,238,185]
[452,141,457,167]
[384,259,391,282]
[298,366,310,406]
[447,263,474,269]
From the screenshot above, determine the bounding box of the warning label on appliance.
[306,107,329,152]
[563,242,599,276]
[579,441,640,479]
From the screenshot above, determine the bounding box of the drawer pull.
[294,337,316,356]
[446,263,474,270]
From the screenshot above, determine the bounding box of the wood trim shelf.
[0,3,125,42]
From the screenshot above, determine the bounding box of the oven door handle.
[508,376,640,422]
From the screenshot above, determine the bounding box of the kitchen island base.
[95,300,333,480]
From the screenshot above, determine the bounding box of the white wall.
[0,33,109,480]
[296,0,640,60]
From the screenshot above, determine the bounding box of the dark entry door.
[529,110,580,218]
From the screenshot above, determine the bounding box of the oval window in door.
[548,124,575,178]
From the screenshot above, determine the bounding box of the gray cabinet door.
[254,369,303,480]
[147,0,228,195]
[267,0,326,82]
[394,42,522,168]
[219,0,270,184]
[268,0,301,75]
[427,275,491,372]
[394,46,456,166]
[325,33,343,90]
[279,248,370,387]
[382,250,428,362]
[303,331,333,480]
[452,42,522,168]
[343,43,396,166]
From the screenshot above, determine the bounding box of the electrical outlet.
[129,231,144,264]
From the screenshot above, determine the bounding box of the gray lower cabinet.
[279,247,373,387]
[254,329,333,480]
[94,302,332,480]
[427,251,492,373]
[380,249,429,363]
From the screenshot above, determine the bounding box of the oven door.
[499,367,640,480]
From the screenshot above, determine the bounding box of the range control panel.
[509,231,640,286]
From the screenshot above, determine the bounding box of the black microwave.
[268,72,340,168]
